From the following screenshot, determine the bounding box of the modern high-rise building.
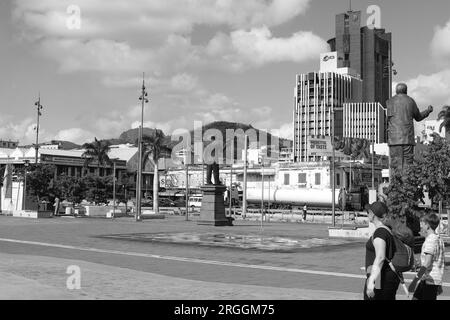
[293,52,362,162]
[327,10,392,106]
[343,102,386,144]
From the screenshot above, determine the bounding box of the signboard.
[307,136,372,160]
[307,136,333,157]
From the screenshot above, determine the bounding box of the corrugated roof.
[108,146,138,162]
[38,149,85,157]
[0,148,15,157]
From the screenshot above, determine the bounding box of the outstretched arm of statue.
[414,104,433,122]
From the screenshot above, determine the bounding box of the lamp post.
[136,73,149,222]
[242,135,248,216]
[185,160,189,221]
[112,159,118,219]
[331,106,336,227]
[34,94,43,164]
[229,164,233,217]
[23,160,30,210]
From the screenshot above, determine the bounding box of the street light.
[111,159,119,219]
[331,106,336,227]
[34,94,44,164]
[23,160,30,210]
[136,73,149,222]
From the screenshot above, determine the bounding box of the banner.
[3,163,12,198]
[307,136,371,160]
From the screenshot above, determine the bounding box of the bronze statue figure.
[206,162,220,185]
[204,136,223,185]
[387,83,433,172]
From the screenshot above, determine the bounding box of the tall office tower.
[343,102,386,144]
[327,10,392,106]
[293,52,362,162]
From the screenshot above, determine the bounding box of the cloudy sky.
[1,0,450,145]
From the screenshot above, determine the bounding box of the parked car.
[159,198,176,207]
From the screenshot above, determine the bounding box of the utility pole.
[34,94,43,164]
[229,164,232,217]
[242,135,248,216]
[136,73,149,222]
[112,160,117,219]
[23,160,30,210]
[185,161,189,221]
[331,106,336,227]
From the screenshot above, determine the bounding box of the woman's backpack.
[372,225,415,273]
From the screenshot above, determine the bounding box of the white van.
[188,196,202,208]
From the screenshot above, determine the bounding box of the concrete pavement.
[0,215,448,300]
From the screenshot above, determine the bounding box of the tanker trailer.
[246,188,345,209]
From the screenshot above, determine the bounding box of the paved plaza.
[0,215,448,300]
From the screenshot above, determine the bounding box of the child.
[408,212,445,300]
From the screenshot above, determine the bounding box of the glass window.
[298,173,307,184]
[284,174,290,185]
[315,173,321,185]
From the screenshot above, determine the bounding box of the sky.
[1,0,450,145]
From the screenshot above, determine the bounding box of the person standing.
[409,213,445,300]
[53,197,60,216]
[364,202,400,300]
[302,204,307,222]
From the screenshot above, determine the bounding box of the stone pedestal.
[197,184,232,226]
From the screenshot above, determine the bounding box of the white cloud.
[54,128,95,144]
[400,69,450,109]
[13,0,312,39]
[271,123,293,140]
[13,0,323,75]
[431,20,450,66]
[229,27,328,66]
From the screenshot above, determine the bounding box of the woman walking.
[364,202,400,300]
[409,212,445,300]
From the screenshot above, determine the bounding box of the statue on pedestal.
[204,136,224,185]
[206,162,220,185]
[387,83,433,172]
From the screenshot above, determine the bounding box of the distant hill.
[168,121,292,161]
[22,140,81,150]
[40,122,292,158]
[117,127,172,146]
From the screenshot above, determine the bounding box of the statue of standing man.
[387,83,433,172]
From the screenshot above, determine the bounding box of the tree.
[82,138,112,204]
[54,174,85,207]
[387,133,450,218]
[26,164,57,211]
[82,137,112,176]
[117,170,134,215]
[81,174,112,205]
[416,133,450,210]
[386,164,423,219]
[438,105,450,141]
[140,130,172,213]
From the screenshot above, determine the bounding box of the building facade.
[0,140,19,149]
[293,54,362,162]
[343,102,386,143]
[328,10,393,106]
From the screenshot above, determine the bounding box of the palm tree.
[438,105,450,142]
[140,130,171,214]
[82,138,111,204]
[82,137,112,176]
